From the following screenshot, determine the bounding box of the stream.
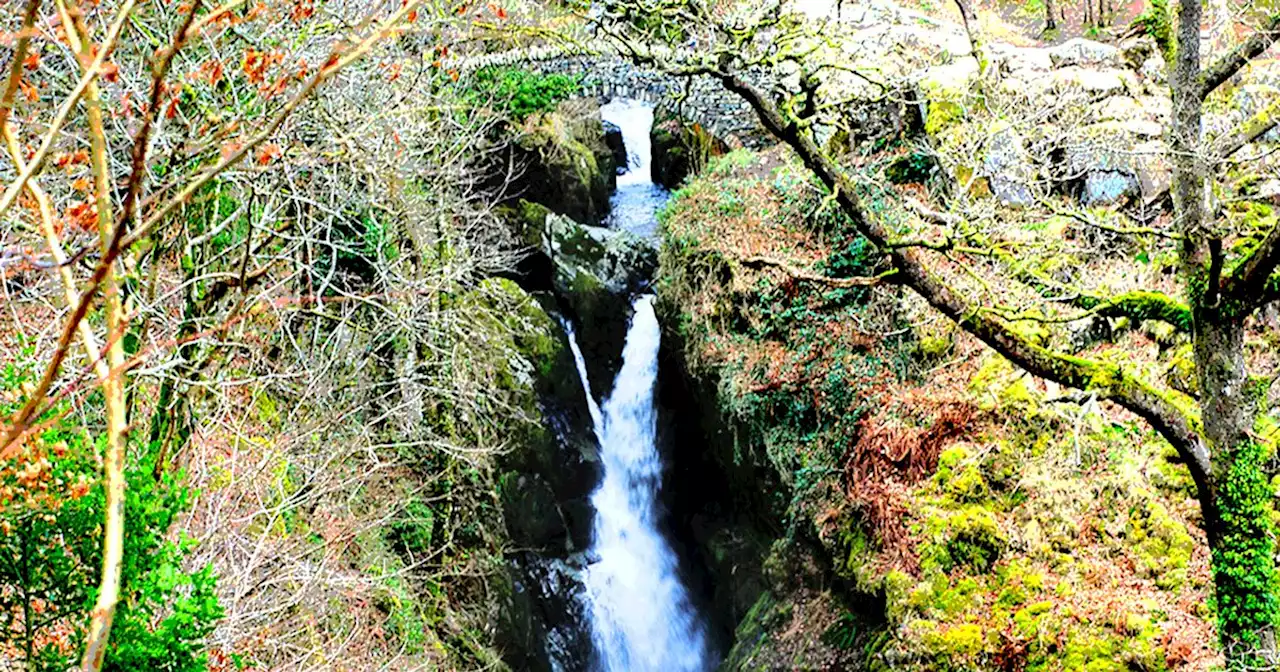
[566,99,715,672]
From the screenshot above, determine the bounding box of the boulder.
[1067,121,1170,205]
[603,120,628,175]
[983,121,1036,206]
[650,109,727,189]
[989,43,1054,76]
[1051,67,1135,96]
[540,211,658,390]
[542,212,658,296]
[1141,55,1168,85]
[1118,35,1157,71]
[1208,84,1280,144]
[918,57,981,137]
[1048,38,1122,69]
[513,99,618,224]
[1090,96,1145,122]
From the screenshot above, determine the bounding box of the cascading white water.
[600,100,669,239]
[582,296,711,672]
[560,99,713,672]
[605,100,654,188]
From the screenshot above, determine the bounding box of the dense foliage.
[466,67,583,119]
[0,361,221,670]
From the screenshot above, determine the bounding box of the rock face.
[512,99,618,224]
[603,120,627,174]
[543,211,657,390]
[651,109,728,189]
[473,279,598,672]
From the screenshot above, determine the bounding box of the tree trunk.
[1172,0,1280,662]
[1044,0,1057,31]
[1196,316,1279,664]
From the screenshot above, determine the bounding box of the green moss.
[935,445,988,503]
[1211,440,1278,658]
[1126,497,1194,590]
[1012,600,1055,639]
[921,505,1005,574]
[1085,290,1192,333]
[922,622,986,657]
[925,101,966,138]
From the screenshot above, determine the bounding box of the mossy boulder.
[1126,497,1194,590]
[541,212,658,390]
[921,505,1006,574]
[650,109,728,189]
[917,58,980,138]
[603,119,627,173]
[513,98,617,224]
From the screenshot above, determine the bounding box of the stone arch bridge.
[454,43,774,148]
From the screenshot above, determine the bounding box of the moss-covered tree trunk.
[1171,0,1280,662]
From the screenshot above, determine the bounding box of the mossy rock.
[917,58,980,138]
[499,471,566,549]
[934,445,988,504]
[650,109,728,189]
[512,99,616,224]
[1126,497,1194,590]
[922,505,1006,574]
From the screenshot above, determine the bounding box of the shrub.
[466,67,582,120]
[0,360,222,671]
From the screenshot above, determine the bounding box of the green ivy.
[465,67,582,120]
[1211,439,1279,666]
[0,361,223,671]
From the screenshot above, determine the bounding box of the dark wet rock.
[603,120,628,174]
[650,109,728,189]
[512,99,618,224]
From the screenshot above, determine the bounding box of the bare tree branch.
[711,68,1211,490]
[1199,16,1280,100]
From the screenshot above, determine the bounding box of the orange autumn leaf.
[22,51,39,70]
[290,0,315,21]
[71,177,91,192]
[256,144,282,165]
[66,201,97,232]
[100,61,119,82]
[18,79,37,102]
[262,75,289,98]
[243,49,282,84]
[201,59,225,86]
[220,141,243,160]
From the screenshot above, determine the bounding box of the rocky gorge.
[474,3,1280,670]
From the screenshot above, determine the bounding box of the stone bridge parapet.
[455,44,774,148]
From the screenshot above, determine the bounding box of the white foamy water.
[600,99,669,239]
[582,296,711,672]
[565,99,713,672]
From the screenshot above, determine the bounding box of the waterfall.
[604,99,654,188]
[562,99,713,672]
[600,99,669,239]
[582,296,712,672]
